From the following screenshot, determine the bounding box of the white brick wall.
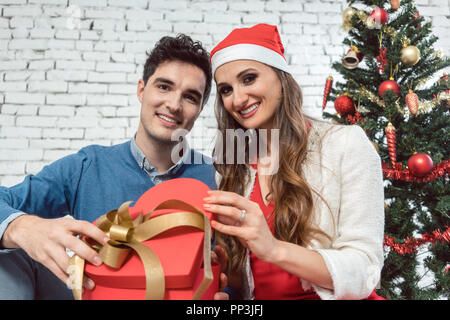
[0,0,449,186]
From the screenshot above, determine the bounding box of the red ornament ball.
[379,80,400,97]
[408,153,433,177]
[334,94,355,116]
[369,8,389,26]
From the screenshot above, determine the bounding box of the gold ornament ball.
[390,0,400,10]
[401,45,420,66]
[343,7,357,24]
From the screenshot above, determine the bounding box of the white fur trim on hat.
[211,43,290,75]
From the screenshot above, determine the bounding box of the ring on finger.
[239,209,247,224]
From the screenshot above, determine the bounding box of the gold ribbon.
[68,199,214,300]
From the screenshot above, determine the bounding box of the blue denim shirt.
[129,137,190,185]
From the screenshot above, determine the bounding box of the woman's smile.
[239,102,260,118]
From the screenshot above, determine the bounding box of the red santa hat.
[210,23,290,75]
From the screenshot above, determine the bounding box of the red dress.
[248,164,385,300]
[249,164,321,300]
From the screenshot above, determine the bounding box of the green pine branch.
[323,0,450,299]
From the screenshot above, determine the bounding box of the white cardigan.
[215,120,385,300]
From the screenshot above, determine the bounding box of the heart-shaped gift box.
[69,178,220,300]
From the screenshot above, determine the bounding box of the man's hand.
[212,245,229,300]
[2,214,109,291]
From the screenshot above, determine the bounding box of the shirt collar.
[130,136,191,178]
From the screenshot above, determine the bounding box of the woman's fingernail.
[203,197,211,202]
[93,256,102,266]
[103,237,110,244]
[203,204,211,209]
[211,220,217,228]
[88,278,95,290]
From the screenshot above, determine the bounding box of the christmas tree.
[322,0,450,299]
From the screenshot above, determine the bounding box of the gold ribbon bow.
[68,199,214,300]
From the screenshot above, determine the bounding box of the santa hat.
[210,23,290,75]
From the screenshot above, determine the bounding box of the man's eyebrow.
[153,77,175,85]
[186,88,203,101]
[153,77,203,101]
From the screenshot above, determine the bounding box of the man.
[0,34,228,300]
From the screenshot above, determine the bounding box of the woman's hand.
[204,192,334,291]
[204,190,279,263]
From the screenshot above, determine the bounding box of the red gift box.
[69,178,220,300]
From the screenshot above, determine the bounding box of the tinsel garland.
[384,226,450,255]
[346,110,364,124]
[357,86,448,114]
[382,159,450,182]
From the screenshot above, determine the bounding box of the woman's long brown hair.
[213,68,331,277]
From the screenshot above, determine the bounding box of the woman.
[203,24,385,300]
